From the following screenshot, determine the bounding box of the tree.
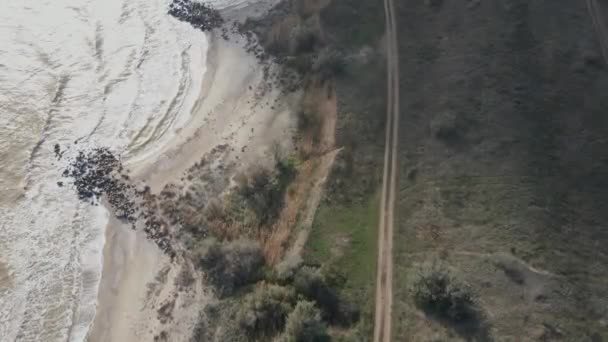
[293,266,359,326]
[282,301,328,342]
[238,283,296,338]
[196,239,264,297]
[410,260,476,322]
[234,166,284,226]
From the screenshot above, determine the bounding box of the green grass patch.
[305,192,379,292]
[320,0,385,49]
[303,191,380,340]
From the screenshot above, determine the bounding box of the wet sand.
[86,218,164,342]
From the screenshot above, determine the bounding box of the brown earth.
[264,75,340,265]
[373,0,399,339]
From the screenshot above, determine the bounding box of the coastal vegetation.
[159,0,389,339]
[195,238,264,297]
[392,0,608,340]
[409,261,476,322]
[60,0,385,338]
[60,0,608,340]
[282,300,329,342]
[57,0,386,339]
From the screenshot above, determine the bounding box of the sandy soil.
[86,218,165,342]
[129,31,296,193]
[86,26,297,342]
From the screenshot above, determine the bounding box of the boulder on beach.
[168,0,224,32]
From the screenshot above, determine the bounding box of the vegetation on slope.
[392,0,608,340]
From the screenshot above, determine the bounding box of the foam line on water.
[0,0,209,340]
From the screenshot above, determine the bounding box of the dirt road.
[373,0,399,339]
[587,0,608,63]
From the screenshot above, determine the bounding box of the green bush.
[294,266,359,326]
[234,162,294,227]
[291,18,322,54]
[297,110,321,132]
[275,254,303,282]
[238,283,296,338]
[282,301,329,342]
[410,261,476,322]
[196,239,264,297]
[315,50,347,79]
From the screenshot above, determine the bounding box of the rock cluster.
[62,147,175,258]
[63,148,134,218]
[168,0,224,31]
[54,143,63,159]
[168,0,301,96]
[60,143,234,259]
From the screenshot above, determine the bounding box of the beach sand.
[87,22,297,342]
[86,218,165,342]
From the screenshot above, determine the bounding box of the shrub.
[191,301,247,342]
[293,266,325,297]
[291,55,317,74]
[282,301,328,342]
[204,198,225,222]
[196,239,264,297]
[174,265,196,290]
[294,266,359,326]
[298,110,321,132]
[238,283,296,338]
[275,154,298,184]
[235,166,284,226]
[315,50,347,79]
[290,19,321,54]
[410,261,475,322]
[275,254,303,282]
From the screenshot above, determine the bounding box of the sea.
[0,0,212,340]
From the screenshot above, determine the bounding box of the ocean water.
[0,0,208,340]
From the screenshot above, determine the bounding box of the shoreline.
[86,217,165,342]
[86,21,297,341]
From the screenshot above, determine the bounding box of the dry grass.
[263,76,338,265]
[262,158,316,264]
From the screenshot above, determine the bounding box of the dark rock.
[63,147,175,257]
[54,144,61,159]
[168,0,224,32]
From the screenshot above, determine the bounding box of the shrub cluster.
[232,156,297,228]
[237,283,296,338]
[195,239,264,297]
[281,301,328,342]
[410,261,476,322]
[293,266,359,326]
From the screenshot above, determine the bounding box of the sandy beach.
[86,18,297,341]
[86,218,165,341]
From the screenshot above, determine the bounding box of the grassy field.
[304,192,380,340]
[392,0,608,340]
[296,0,388,339]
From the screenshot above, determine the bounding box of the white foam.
[203,0,280,13]
[0,0,209,340]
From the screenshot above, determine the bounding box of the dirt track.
[373,0,399,339]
